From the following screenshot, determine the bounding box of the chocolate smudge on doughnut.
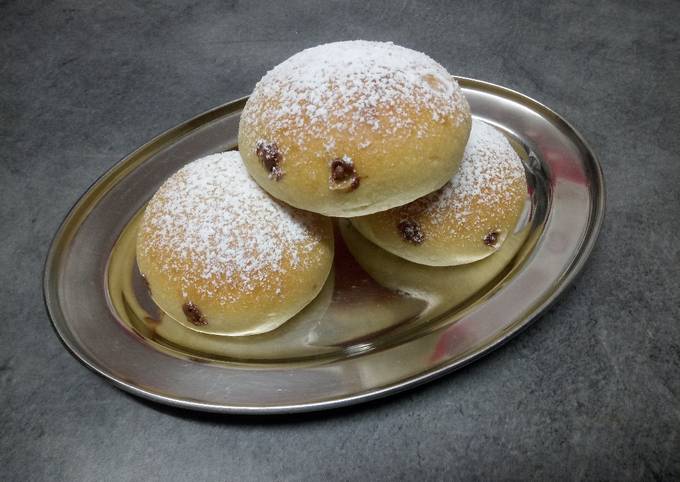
[256,140,284,180]
[329,156,360,191]
[483,231,499,247]
[398,219,425,245]
[182,302,208,326]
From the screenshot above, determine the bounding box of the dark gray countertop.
[2,0,679,480]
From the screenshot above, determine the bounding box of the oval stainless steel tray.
[43,78,604,413]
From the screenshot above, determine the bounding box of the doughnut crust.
[351,120,528,266]
[136,151,334,336]
[238,40,471,217]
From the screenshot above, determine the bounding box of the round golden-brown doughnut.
[338,219,531,320]
[238,40,471,217]
[136,151,334,336]
[351,119,528,266]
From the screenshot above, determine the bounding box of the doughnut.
[238,40,471,217]
[136,151,334,336]
[338,219,531,320]
[351,119,528,266]
[150,271,336,361]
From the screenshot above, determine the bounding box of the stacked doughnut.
[136,152,334,336]
[137,40,527,336]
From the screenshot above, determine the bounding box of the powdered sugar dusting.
[241,41,468,153]
[409,120,526,235]
[138,151,325,303]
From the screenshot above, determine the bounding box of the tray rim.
[43,77,605,414]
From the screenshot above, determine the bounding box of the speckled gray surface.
[1,0,679,480]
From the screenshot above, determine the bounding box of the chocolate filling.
[329,157,360,191]
[398,219,425,245]
[256,140,284,180]
[182,302,207,326]
[484,231,499,247]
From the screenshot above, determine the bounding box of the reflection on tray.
[106,200,536,367]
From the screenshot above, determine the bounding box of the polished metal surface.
[43,78,605,413]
